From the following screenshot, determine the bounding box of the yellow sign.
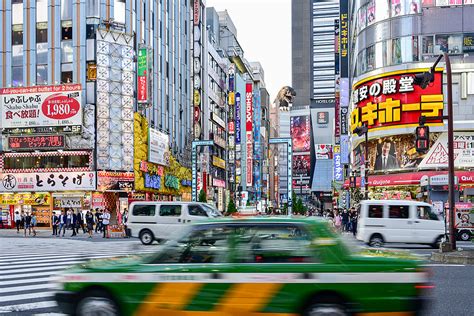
[212,156,226,169]
[334,145,340,154]
[1,193,50,206]
[228,92,235,105]
[193,89,201,106]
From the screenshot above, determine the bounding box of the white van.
[127,202,222,245]
[356,200,445,248]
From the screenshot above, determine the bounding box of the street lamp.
[353,124,369,200]
[413,53,456,251]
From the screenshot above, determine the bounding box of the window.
[234,225,316,264]
[188,205,208,217]
[389,205,410,219]
[62,21,73,40]
[417,206,439,220]
[37,65,48,85]
[12,25,23,45]
[37,42,48,64]
[12,45,23,66]
[12,66,23,87]
[12,1,23,25]
[132,205,156,216]
[61,0,72,20]
[392,38,402,65]
[152,226,231,264]
[114,0,126,24]
[87,0,100,17]
[37,0,48,22]
[435,34,463,54]
[61,41,74,63]
[61,71,73,83]
[422,35,434,55]
[36,23,48,43]
[4,154,90,170]
[160,205,182,217]
[368,205,384,218]
[86,24,97,39]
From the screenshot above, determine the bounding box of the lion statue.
[273,86,296,111]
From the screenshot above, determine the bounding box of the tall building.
[291,0,339,207]
[348,1,474,203]
[0,1,192,226]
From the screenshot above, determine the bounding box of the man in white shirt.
[102,209,111,238]
[14,211,21,233]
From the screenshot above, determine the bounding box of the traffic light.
[415,125,430,153]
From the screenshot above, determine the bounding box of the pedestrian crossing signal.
[415,125,430,153]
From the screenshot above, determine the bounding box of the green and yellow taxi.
[55,218,431,316]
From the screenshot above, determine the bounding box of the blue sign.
[235,92,241,144]
[334,152,343,181]
[269,138,292,144]
[144,173,161,190]
[192,140,214,148]
[181,180,192,186]
[340,135,350,164]
[360,177,366,188]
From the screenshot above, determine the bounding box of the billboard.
[246,83,253,187]
[419,132,474,169]
[316,144,333,159]
[1,84,82,129]
[351,69,443,133]
[353,133,441,172]
[292,154,311,176]
[0,171,96,192]
[8,135,65,150]
[148,128,170,166]
[290,115,311,152]
[97,171,134,191]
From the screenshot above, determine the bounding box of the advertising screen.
[291,115,311,152]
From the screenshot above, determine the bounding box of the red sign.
[42,93,81,120]
[245,83,253,187]
[290,115,311,152]
[8,135,65,150]
[351,69,444,133]
[137,76,147,103]
[193,0,200,26]
[228,121,235,134]
[193,106,200,122]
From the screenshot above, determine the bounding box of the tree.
[198,189,207,203]
[227,198,237,215]
[246,200,251,207]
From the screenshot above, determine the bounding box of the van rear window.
[132,205,156,216]
[368,205,383,218]
[389,205,410,219]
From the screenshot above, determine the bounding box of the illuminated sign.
[137,48,148,103]
[212,156,226,169]
[245,83,253,187]
[8,135,65,150]
[351,69,444,133]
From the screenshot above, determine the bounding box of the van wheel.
[139,229,154,245]
[458,230,471,241]
[369,234,384,248]
[431,236,443,249]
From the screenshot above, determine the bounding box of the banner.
[419,132,474,169]
[351,69,443,133]
[0,171,96,192]
[148,128,170,166]
[1,84,82,129]
[290,115,311,152]
[97,171,134,191]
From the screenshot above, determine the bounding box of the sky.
[205,0,292,102]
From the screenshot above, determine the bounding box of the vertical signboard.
[235,92,241,145]
[339,0,349,78]
[228,64,236,188]
[193,0,202,140]
[245,83,253,187]
[291,116,311,193]
[137,48,148,103]
[333,145,343,181]
[253,89,261,199]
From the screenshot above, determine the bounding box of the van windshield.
[202,204,223,218]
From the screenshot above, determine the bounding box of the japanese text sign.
[8,135,65,150]
[137,48,148,103]
[1,84,82,129]
[0,171,96,192]
[351,69,444,133]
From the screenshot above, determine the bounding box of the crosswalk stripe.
[0,291,54,303]
[0,264,75,276]
[0,283,59,294]
[1,277,53,287]
[2,271,65,281]
[0,300,58,313]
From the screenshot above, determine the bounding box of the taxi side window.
[160,205,182,217]
[153,226,231,264]
[132,205,156,216]
[234,225,317,264]
[368,205,383,218]
[188,205,208,217]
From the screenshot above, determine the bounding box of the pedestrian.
[31,213,37,237]
[334,211,342,232]
[51,212,59,236]
[102,209,111,238]
[351,208,359,237]
[20,210,25,230]
[66,209,72,233]
[71,210,77,237]
[122,209,130,238]
[59,210,67,237]
[86,210,95,238]
[95,209,103,233]
[14,211,21,233]
[341,209,350,232]
[78,210,86,233]
[24,212,32,237]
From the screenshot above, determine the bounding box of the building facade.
[0,0,193,227]
[348,1,474,205]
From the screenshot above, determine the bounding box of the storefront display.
[1,193,51,227]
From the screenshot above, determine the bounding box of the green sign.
[137,48,148,76]
[165,175,180,190]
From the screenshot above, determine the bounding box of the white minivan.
[356,200,445,248]
[127,202,222,245]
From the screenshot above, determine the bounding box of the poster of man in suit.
[374,141,399,171]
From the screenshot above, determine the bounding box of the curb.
[431,251,474,265]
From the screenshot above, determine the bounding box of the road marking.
[0,283,59,294]
[0,291,53,303]
[0,264,74,276]
[424,264,466,267]
[0,300,58,313]
[0,277,54,287]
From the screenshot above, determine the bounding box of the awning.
[343,171,474,188]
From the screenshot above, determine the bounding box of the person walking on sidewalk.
[85,210,95,238]
[20,211,25,230]
[14,211,21,233]
[95,209,103,233]
[122,209,130,238]
[52,212,59,236]
[102,209,111,238]
[24,213,32,237]
[30,213,37,237]
[59,210,67,237]
[71,210,78,237]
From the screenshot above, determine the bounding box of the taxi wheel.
[76,290,120,316]
[304,303,348,316]
[139,229,155,245]
[458,231,471,241]
[369,234,384,248]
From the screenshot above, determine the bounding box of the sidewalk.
[0,228,131,241]
[431,249,474,265]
